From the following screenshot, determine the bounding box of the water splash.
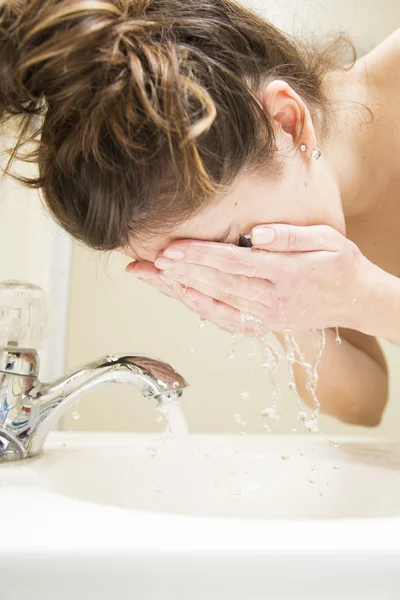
[226,332,243,361]
[259,335,283,424]
[283,329,326,434]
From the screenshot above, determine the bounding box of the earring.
[312,149,322,161]
[300,144,307,152]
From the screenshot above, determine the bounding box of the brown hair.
[0,0,355,251]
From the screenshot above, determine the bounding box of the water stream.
[155,392,206,515]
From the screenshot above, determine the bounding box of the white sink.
[1,431,400,599]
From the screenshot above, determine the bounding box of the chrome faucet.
[0,282,189,462]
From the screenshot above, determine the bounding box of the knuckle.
[286,228,300,252]
[218,290,233,305]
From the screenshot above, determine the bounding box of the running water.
[257,327,337,441]
[284,328,326,432]
[156,392,205,515]
[259,335,282,424]
[226,332,244,361]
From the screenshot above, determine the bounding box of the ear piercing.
[312,149,321,160]
[300,143,322,160]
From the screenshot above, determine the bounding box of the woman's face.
[125,146,345,264]
[124,80,346,264]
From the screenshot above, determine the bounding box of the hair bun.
[0,0,129,125]
[0,0,44,121]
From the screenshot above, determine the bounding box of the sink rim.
[1,431,400,557]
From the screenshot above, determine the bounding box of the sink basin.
[1,431,400,599]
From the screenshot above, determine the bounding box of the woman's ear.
[262,79,318,154]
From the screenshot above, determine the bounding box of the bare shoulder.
[361,28,400,83]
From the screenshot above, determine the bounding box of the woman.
[0,0,398,427]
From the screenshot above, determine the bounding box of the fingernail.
[252,227,276,245]
[163,248,185,260]
[155,257,174,270]
[135,272,154,280]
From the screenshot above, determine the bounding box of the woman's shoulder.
[361,29,400,81]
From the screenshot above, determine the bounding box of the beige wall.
[63,0,400,438]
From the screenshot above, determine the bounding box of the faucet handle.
[0,281,48,350]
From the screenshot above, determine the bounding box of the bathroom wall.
[0,123,72,381]
[62,0,400,439]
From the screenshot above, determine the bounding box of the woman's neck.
[323,32,400,220]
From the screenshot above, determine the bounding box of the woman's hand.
[127,224,376,336]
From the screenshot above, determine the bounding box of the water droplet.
[155,416,163,423]
[287,351,295,365]
[272,389,282,402]
[72,412,80,421]
[67,429,72,435]
[187,346,195,353]
[198,318,206,328]
[241,312,261,323]
[335,327,342,345]
[232,333,243,344]
[248,352,256,360]
[304,417,319,433]
[281,455,290,461]
[299,452,304,457]
[147,444,158,459]
[60,442,67,448]
[333,465,340,471]
[352,297,358,303]
[172,381,180,389]
[230,488,242,497]
[261,361,273,371]
[240,431,247,436]
[152,485,162,493]
[241,421,247,428]
[204,453,211,459]
[319,491,324,497]
[234,413,242,424]
[226,351,235,361]
[291,428,297,433]
[263,424,272,433]
[298,411,308,423]
[261,407,280,422]
[240,390,250,401]
[309,468,318,484]
[288,382,297,393]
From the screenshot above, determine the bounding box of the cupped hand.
[126,224,372,335]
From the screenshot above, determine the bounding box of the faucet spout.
[0,350,189,461]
